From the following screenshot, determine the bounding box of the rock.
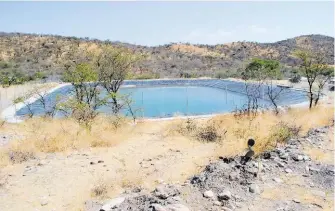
[276,162,285,167]
[229,172,239,181]
[273,178,282,183]
[98,160,104,163]
[152,204,167,211]
[263,152,271,159]
[305,166,310,172]
[309,167,320,172]
[218,190,232,201]
[100,197,125,210]
[40,198,48,206]
[249,184,260,194]
[37,160,48,166]
[303,155,310,161]
[315,128,326,133]
[213,201,222,206]
[222,207,233,211]
[154,185,180,199]
[279,153,289,160]
[90,161,95,165]
[165,204,190,211]
[293,199,301,203]
[293,155,303,161]
[285,168,292,173]
[203,190,214,198]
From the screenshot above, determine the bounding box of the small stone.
[293,199,301,203]
[154,185,180,199]
[305,166,310,172]
[218,190,232,200]
[309,167,320,172]
[213,201,222,206]
[40,199,48,206]
[37,160,47,166]
[165,203,190,211]
[263,152,271,159]
[249,184,260,194]
[90,161,95,165]
[229,172,239,181]
[222,207,233,211]
[303,156,310,161]
[296,155,303,161]
[98,160,104,163]
[285,168,292,173]
[203,190,214,198]
[273,178,282,183]
[100,197,125,210]
[276,161,285,167]
[279,153,289,159]
[151,204,166,211]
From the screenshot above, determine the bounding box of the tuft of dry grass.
[91,179,108,198]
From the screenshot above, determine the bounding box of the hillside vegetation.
[0,32,334,80]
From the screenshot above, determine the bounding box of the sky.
[0,1,334,46]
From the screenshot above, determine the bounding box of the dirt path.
[0,122,218,211]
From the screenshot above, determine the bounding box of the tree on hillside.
[94,46,143,114]
[293,50,333,109]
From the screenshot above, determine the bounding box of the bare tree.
[265,80,286,114]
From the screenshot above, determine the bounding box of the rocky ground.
[86,126,334,211]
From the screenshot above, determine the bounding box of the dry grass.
[0,104,333,167]
[303,129,334,165]
[91,179,108,199]
[261,185,334,211]
[0,116,133,166]
[168,105,333,157]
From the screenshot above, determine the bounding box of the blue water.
[118,86,270,117]
[15,80,308,118]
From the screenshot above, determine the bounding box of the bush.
[177,118,226,142]
[289,69,301,83]
[289,75,301,83]
[267,122,301,146]
[91,180,108,198]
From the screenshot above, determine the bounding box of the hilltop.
[0,32,334,79]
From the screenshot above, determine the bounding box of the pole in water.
[186,86,189,116]
[225,85,227,103]
[141,91,144,118]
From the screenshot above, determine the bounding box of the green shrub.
[267,122,301,146]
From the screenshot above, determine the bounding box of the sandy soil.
[0,121,219,211]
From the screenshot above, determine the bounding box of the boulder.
[203,190,214,198]
[249,184,260,194]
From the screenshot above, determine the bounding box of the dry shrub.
[120,176,143,189]
[257,121,301,152]
[176,118,226,142]
[91,179,108,198]
[3,140,36,164]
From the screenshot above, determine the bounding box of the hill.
[0,32,333,80]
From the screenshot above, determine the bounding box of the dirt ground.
[0,121,220,211]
